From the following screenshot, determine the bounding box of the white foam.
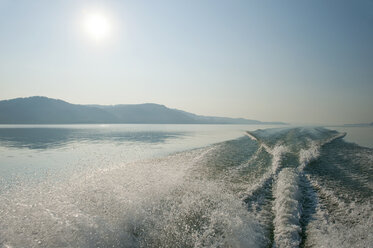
[269,145,288,174]
[298,131,345,172]
[0,146,266,247]
[304,175,373,248]
[243,144,288,201]
[298,141,320,171]
[272,168,302,248]
[245,132,258,141]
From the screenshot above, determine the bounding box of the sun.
[82,11,111,41]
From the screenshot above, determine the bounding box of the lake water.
[0,124,372,247]
[0,124,280,187]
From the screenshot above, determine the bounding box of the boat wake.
[0,127,372,247]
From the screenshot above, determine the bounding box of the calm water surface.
[0,124,279,186]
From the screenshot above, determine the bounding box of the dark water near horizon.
[0,125,372,247]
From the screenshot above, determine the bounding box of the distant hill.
[0,96,287,125]
[343,122,373,127]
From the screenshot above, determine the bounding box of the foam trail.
[272,168,302,248]
[298,132,345,171]
[304,175,373,248]
[245,132,258,141]
[0,127,369,248]
[298,141,320,172]
[243,144,287,201]
[269,145,288,174]
[246,128,347,247]
[302,137,373,248]
[0,146,267,248]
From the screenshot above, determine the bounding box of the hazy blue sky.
[0,0,372,124]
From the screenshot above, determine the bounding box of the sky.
[0,0,372,125]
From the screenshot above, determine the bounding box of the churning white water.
[0,125,372,247]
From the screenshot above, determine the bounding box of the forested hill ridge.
[0,96,287,125]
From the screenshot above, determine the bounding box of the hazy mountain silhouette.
[343,122,373,127]
[0,96,287,125]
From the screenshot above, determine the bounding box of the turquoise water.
[0,125,372,247]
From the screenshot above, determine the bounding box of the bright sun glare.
[83,11,111,41]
